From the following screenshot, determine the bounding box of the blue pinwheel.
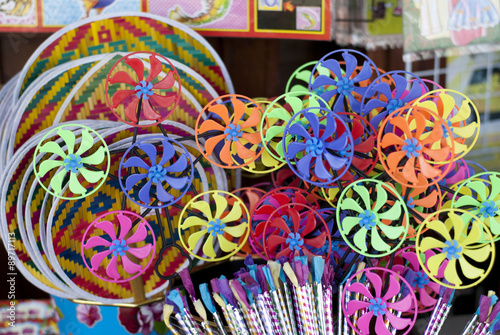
[361,72,426,129]
[119,137,193,208]
[309,50,376,114]
[284,109,353,187]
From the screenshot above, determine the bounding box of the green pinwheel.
[337,179,409,257]
[34,125,109,199]
[452,172,500,240]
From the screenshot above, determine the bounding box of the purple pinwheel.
[344,267,417,335]
[283,108,353,187]
[361,71,427,129]
[308,49,378,114]
[118,137,193,208]
[82,211,156,283]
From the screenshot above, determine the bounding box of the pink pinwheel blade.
[382,275,401,301]
[122,255,143,274]
[106,256,120,280]
[126,222,148,244]
[386,294,413,312]
[85,236,112,249]
[375,314,392,335]
[117,214,133,240]
[419,286,438,307]
[347,282,374,300]
[384,310,412,330]
[365,270,383,298]
[346,300,370,315]
[90,250,112,270]
[357,311,374,334]
[127,244,153,259]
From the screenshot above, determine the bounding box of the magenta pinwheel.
[107,52,180,125]
[344,268,417,335]
[82,211,156,283]
[309,49,377,114]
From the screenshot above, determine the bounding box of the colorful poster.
[0,0,332,40]
[403,0,500,56]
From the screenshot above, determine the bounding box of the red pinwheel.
[106,52,181,126]
[343,267,418,335]
[262,204,331,260]
[378,106,455,187]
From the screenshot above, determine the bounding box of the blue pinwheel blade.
[156,183,175,203]
[166,154,188,173]
[347,94,363,114]
[165,175,189,190]
[404,80,425,101]
[138,179,154,204]
[363,98,390,116]
[342,52,357,79]
[324,152,348,170]
[296,153,314,178]
[318,59,343,80]
[311,74,337,90]
[158,140,176,166]
[369,111,388,130]
[393,74,408,100]
[353,61,373,83]
[138,143,158,165]
[314,158,332,180]
[325,132,348,151]
[304,112,320,138]
[288,122,311,139]
[123,156,150,170]
[125,173,148,191]
[320,113,337,140]
[287,142,308,157]
[372,82,394,101]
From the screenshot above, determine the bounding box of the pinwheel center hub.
[337,77,354,95]
[281,215,294,229]
[443,240,463,260]
[441,120,453,138]
[207,218,225,237]
[63,154,83,173]
[148,164,167,184]
[402,138,422,158]
[479,200,498,218]
[135,80,154,100]
[406,197,415,209]
[358,210,378,230]
[387,99,404,112]
[338,144,351,158]
[286,232,304,251]
[305,137,324,157]
[224,124,243,142]
[110,239,129,257]
[412,271,430,289]
[368,298,387,316]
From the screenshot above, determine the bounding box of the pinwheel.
[438,158,471,188]
[178,191,250,261]
[451,172,500,239]
[308,49,379,114]
[118,136,193,208]
[360,71,426,128]
[283,108,354,187]
[81,211,156,283]
[260,92,327,163]
[195,94,263,169]
[33,124,110,200]
[377,106,455,187]
[250,187,319,257]
[391,247,441,313]
[105,52,181,126]
[285,60,331,93]
[412,89,480,160]
[337,179,409,257]
[343,267,418,335]
[416,209,495,289]
[262,204,331,260]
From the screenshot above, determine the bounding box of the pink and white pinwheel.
[106,52,180,125]
[82,211,156,283]
[344,267,417,335]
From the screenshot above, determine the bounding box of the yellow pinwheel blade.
[427,219,452,241]
[187,230,207,251]
[223,223,247,238]
[462,244,491,263]
[444,259,461,286]
[458,256,485,280]
[217,234,238,253]
[203,234,217,259]
[426,253,446,277]
[213,193,228,219]
[191,200,213,221]
[221,202,242,224]
[181,216,208,230]
[447,212,466,240]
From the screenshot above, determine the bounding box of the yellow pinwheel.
[416,209,495,289]
[178,191,250,261]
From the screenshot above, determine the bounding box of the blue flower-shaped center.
[368,298,387,317]
[281,215,294,229]
[337,77,354,96]
[387,99,404,112]
[148,164,167,184]
[135,80,154,100]
[412,271,430,289]
[358,210,377,230]
[338,144,351,158]
[402,138,422,158]
[443,240,463,260]
[286,232,304,251]
[207,218,225,237]
[479,200,498,218]
[406,196,415,209]
[305,137,324,157]
[441,120,453,139]
[110,239,129,257]
[63,154,83,173]
[224,124,242,142]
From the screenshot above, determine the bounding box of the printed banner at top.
[0,0,331,40]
